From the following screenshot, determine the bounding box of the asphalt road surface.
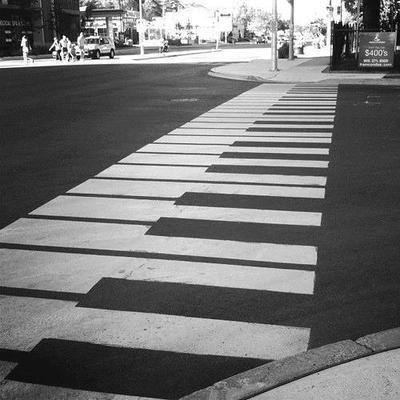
[0,62,399,399]
[0,63,256,228]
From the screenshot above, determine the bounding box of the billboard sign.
[358,32,396,68]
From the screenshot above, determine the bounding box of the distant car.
[84,36,115,59]
[256,36,268,44]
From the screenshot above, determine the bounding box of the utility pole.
[139,0,144,55]
[288,0,294,60]
[355,0,362,58]
[271,0,278,71]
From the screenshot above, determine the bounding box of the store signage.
[358,32,397,68]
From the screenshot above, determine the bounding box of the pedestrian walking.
[60,35,68,61]
[77,32,85,61]
[20,35,34,64]
[66,38,74,62]
[49,37,62,61]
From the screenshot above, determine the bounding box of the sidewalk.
[210,55,400,85]
[0,48,220,69]
[181,327,400,400]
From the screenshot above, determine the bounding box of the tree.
[380,0,400,30]
[344,0,381,29]
[80,0,101,27]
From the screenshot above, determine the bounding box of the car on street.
[84,36,115,59]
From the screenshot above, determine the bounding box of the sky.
[190,0,331,25]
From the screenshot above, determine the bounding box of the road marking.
[138,143,329,155]
[98,164,327,186]
[0,296,311,359]
[0,248,315,294]
[69,179,326,199]
[30,195,322,226]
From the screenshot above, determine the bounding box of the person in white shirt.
[77,32,85,61]
[49,37,61,61]
[20,35,33,63]
[59,35,68,61]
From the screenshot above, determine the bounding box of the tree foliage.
[343,0,399,30]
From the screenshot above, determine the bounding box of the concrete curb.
[180,327,400,400]
[208,69,279,83]
[130,48,221,62]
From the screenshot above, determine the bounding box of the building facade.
[0,0,80,56]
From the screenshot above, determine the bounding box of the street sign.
[218,12,232,32]
[136,18,147,33]
[358,32,397,68]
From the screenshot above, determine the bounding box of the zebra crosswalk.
[0,83,338,399]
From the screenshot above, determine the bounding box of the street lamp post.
[271,0,278,71]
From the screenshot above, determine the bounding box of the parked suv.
[84,36,115,59]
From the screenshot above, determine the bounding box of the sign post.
[358,32,397,68]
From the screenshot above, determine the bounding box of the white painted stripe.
[69,179,326,199]
[1,296,311,359]
[272,105,336,109]
[0,218,149,250]
[254,116,335,121]
[0,219,317,265]
[192,117,258,123]
[120,153,219,165]
[263,112,335,116]
[156,136,331,145]
[213,158,329,168]
[119,154,329,168]
[170,131,333,138]
[169,130,332,137]
[251,124,333,129]
[182,123,252,129]
[138,143,329,155]
[193,117,334,123]
[0,375,159,400]
[136,235,318,265]
[0,248,315,294]
[171,128,248,135]
[97,164,327,186]
[31,195,322,226]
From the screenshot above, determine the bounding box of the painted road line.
[213,158,329,168]
[0,296,311,359]
[119,153,219,166]
[0,218,149,250]
[0,376,164,400]
[206,165,326,177]
[175,192,323,213]
[169,128,248,135]
[181,123,253,129]
[120,154,329,168]
[69,179,326,199]
[169,130,333,137]
[137,143,329,155]
[247,127,332,133]
[97,165,327,186]
[30,196,323,226]
[270,106,336,110]
[0,248,315,294]
[154,136,331,145]
[133,235,318,266]
[0,219,318,265]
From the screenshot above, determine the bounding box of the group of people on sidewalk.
[49,33,85,62]
[21,32,86,64]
